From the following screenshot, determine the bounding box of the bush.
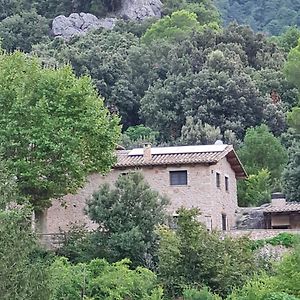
[183,287,221,300]
[252,233,299,249]
[49,257,163,300]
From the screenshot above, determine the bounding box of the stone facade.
[44,150,240,234]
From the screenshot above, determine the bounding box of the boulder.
[117,0,162,20]
[52,13,117,40]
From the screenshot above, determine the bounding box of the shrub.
[183,287,221,300]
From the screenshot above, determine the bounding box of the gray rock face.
[117,0,162,20]
[52,0,163,39]
[235,205,269,229]
[52,13,117,40]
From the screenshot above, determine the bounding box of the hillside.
[215,0,300,35]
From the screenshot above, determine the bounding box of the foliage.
[272,244,300,297]
[161,0,220,25]
[252,233,300,250]
[32,30,139,128]
[0,159,50,299]
[183,287,221,300]
[142,10,204,45]
[86,172,168,268]
[49,257,163,300]
[157,209,255,298]
[0,10,49,53]
[0,51,120,210]
[215,0,300,35]
[238,125,288,182]
[121,125,159,149]
[56,225,104,264]
[285,38,300,90]
[282,140,300,201]
[238,169,271,207]
[276,27,300,52]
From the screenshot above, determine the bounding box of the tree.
[0,158,50,300]
[142,10,206,45]
[238,169,272,207]
[0,51,120,210]
[238,125,288,182]
[287,108,300,133]
[0,10,49,53]
[285,38,300,89]
[86,172,168,267]
[180,116,222,145]
[33,30,139,128]
[50,257,163,300]
[158,209,255,298]
[282,140,300,202]
[215,0,300,35]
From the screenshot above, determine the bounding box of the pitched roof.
[264,202,300,213]
[114,144,247,178]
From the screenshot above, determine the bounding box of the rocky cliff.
[52,0,162,39]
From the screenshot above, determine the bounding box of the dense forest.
[0,0,300,299]
[0,0,300,205]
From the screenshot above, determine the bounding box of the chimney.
[271,192,286,207]
[143,143,152,162]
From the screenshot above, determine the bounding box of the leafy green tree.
[0,10,49,53]
[287,108,300,133]
[282,140,300,202]
[215,0,300,35]
[121,125,159,149]
[50,257,163,300]
[33,30,139,127]
[86,172,168,268]
[0,158,50,300]
[0,51,120,210]
[238,125,288,182]
[180,117,222,145]
[285,38,300,89]
[158,209,255,298]
[276,26,300,52]
[162,0,220,25]
[238,169,272,207]
[142,10,206,45]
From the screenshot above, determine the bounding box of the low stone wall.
[226,229,300,240]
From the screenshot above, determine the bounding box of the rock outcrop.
[116,0,162,20]
[235,205,269,229]
[52,13,117,40]
[52,0,162,39]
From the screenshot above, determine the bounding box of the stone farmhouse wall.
[43,157,238,234]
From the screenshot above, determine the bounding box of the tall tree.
[86,172,168,268]
[0,51,120,210]
[282,140,300,202]
[238,124,288,182]
[0,158,50,300]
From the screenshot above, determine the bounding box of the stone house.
[43,144,246,235]
[264,194,300,229]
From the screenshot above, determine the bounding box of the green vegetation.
[0,51,120,210]
[215,0,300,35]
[0,0,300,299]
[252,233,300,249]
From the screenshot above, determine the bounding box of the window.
[216,172,221,188]
[222,214,227,231]
[225,176,229,191]
[170,170,187,186]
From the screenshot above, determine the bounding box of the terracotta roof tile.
[264,203,300,213]
[113,145,247,178]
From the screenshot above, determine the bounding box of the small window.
[222,214,227,231]
[216,172,221,188]
[225,176,229,191]
[170,170,187,186]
